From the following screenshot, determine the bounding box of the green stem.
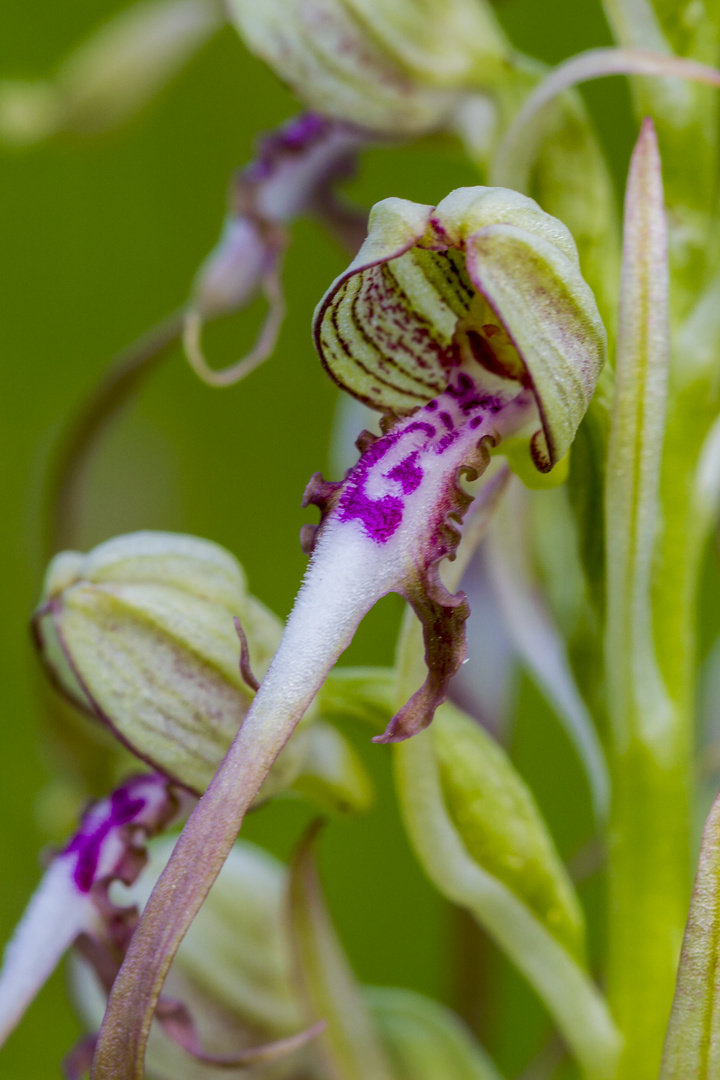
[46,309,183,557]
[606,719,691,1080]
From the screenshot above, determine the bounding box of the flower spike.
[90,185,606,1080]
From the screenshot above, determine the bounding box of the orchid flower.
[0,777,326,1076]
[87,183,606,1079]
[0,774,185,1050]
[183,111,371,387]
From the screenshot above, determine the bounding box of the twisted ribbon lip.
[182,262,287,389]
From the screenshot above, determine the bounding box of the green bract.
[314,186,607,471]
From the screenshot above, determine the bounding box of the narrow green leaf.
[288,825,395,1080]
[660,791,720,1077]
[604,119,689,1080]
[605,116,673,753]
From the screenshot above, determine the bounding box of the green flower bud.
[227,0,510,136]
[33,532,288,796]
[432,704,585,958]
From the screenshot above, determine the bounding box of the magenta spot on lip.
[338,490,404,542]
[405,421,436,439]
[337,430,405,543]
[386,452,423,495]
[66,785,146,893]
[334,372,509,544]
[436,431,459,453]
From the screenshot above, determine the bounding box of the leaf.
[660,790,720,1077]
[605,117,673,743]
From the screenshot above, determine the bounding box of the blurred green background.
[0,1,648,1076]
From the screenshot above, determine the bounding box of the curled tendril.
[182,265,287,388]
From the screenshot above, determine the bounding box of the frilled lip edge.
[301,424,500,743]
[311,220,560,473]
[30,598,260,798]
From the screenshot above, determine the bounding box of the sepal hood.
[314,187,606,471]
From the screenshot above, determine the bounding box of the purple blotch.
[67,786,145,893]
[439,411,454,431]
[386,452,423,495]
[339,489,404,543]
[436,431,459,453]
[405,421,436,439]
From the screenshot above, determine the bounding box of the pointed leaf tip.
[661,791,720,1077]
